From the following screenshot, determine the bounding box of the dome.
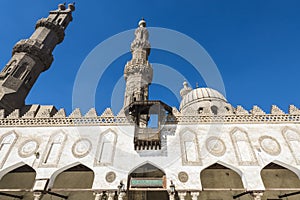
[179,87,232,115]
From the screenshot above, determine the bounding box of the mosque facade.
[0,4,299,200]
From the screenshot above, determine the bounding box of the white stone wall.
[0,122,299,192]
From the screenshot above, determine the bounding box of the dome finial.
[180,80,192,99]
[138,18,146,27]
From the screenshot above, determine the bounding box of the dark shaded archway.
[0,164,36,200]
[200,163,245,200]
[261,162,300,200]
[48,164,94,200]
[128,163,168,200]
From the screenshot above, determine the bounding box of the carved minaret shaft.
[124,19,153,108]
[0,3,75,112]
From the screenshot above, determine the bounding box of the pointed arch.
[179,128,201,165]
[261,160,300,179]
[0,161,27,180]
[0,131,18,169]
[261,162,300,191]
[95,128,117,166]
[128,161,166,176]
[200,162,244,189]
[0,163,36,189]
[48,162,94,189]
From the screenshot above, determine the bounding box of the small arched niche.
[0,164,36,189]
[200,163,244,199]
[261,162,300,199]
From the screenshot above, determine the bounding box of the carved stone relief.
[206,136,226,157]
[18,140,39,158]
[72,138,92,158]
[178,171,189,183]
[231,128,258,166]
[105,171,116,183]
[259,136,281,156]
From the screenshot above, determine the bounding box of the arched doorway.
[47,164,94,200]
[0,164,36,200]
[261,162,300,200]
[128,163,168,200]
[200,163,245,200]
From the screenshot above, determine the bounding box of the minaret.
[0,3,75,113]
[123,19,153,108]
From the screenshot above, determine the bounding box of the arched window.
[283,129,300,164]
[96,130,117,166]
[0,132,17,168]
[198,107,204,114]
[231,129,257,165]
[211,105,218,115]
[41,132,66,167]
[13,62,28,79]
[180,130,201,165]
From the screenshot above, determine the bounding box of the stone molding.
[13,39,54,70]
[35,18,65,43]
[0,105,298,127]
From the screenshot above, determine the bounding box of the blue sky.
[0,1,299,115]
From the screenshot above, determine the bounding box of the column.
[178,192,186,200]
[107,192,115,200]
[168,192,175,200]
[118,192,126,200]
[251,192,263,200]
[190,192,199,200]
[94,192,103,200]
[33,192,43,200]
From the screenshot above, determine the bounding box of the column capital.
[107,191,115,200]
[251,191,263,200]
[118,192,126,200]
[33,192,43,200]
[178,192,186,200]
[93,192,103,200]
[190,192,199,200]
[168,192,175,200]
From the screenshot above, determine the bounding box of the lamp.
[170,180,175,195]
[117,180,125,195]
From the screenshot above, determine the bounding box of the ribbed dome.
[180,87,227,110]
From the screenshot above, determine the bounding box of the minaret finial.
[130,18,150,55]
[138,18,146,27]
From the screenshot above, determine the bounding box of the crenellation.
[84,108,98,118]
[35,105,57,118]
[69,108,82,118]
[271,105,285,115]
[251,105,266,115]
[101,108,114,117]
[289,104,300,115]
[7,109,20,119]
[53,108,66,118]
